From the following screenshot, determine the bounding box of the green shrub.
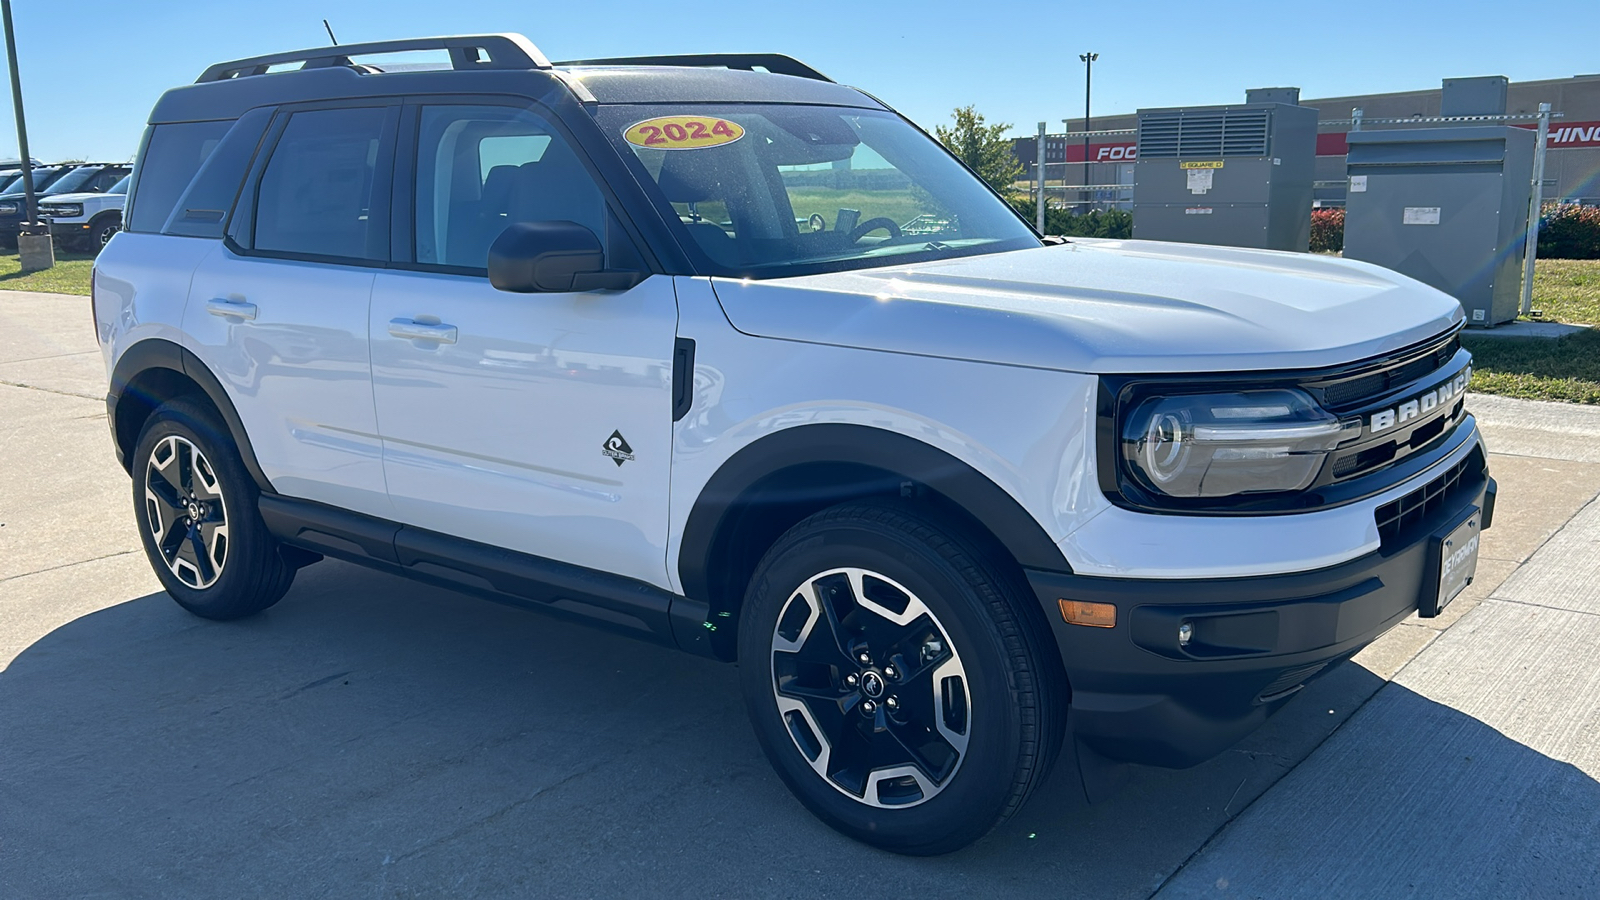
[1538,204,1600,260]
[1310,207,1345,253]
[1011,200,1133,239]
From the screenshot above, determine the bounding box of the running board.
[258,493,716,658]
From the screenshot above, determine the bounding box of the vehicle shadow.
[2,561,1595,899]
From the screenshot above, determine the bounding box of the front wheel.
[737,500,1065,854]
[131,398,296,620]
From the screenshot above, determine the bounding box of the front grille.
[1374,448,1484,546]
[1316,334,1461,411]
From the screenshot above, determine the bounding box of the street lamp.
[1079,52,1098,213]
[1,0,50,272]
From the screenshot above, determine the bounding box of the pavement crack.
[387,759,608,865]
[1483,596,1600,619]
[0,379,102,400]
[0,549,140,586]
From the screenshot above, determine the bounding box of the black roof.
[152,33,879,124]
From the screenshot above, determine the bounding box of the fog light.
[1178,622,1194,646]
[1059,599,1116,628]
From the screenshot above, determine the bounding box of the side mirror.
[488,221,644,293]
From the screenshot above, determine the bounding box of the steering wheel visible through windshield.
[597,104,1040,278]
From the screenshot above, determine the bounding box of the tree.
[934,106,1024,200]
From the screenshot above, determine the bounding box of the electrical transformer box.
[1132,99,1318,250]
[1342,125,1534,327]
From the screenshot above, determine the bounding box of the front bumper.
[1029,444,1492,769]
[45,218,91,237]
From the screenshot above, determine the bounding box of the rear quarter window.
[125,119,234,233]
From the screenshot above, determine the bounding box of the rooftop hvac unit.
[1132,97,1318,250]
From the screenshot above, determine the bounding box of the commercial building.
[1014,73,1600,209]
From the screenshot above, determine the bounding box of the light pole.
[2,0,49,271]
[1079,52,1098,214]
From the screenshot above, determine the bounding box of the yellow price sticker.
[1179,160,1225,169]
[623,116,745,150]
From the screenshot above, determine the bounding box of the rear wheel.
[132,398,296,620]
[737,500,1065,854]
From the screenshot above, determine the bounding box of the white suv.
[96,35,1493,855]
[42,173,129,251]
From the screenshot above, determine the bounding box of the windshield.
[109,174,130,194]
[1,167,59,194]
[43,166,101,195]
[597,104,1039,278]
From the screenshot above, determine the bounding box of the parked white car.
[97,34,1495,855]
[41,173,128,252]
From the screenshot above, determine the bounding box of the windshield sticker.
[624,116,745,150]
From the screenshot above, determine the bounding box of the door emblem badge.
[602,431,635,467]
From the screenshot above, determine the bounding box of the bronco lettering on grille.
[1370,367,1471,435]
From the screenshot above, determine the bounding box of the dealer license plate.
[1424,510,1481,617]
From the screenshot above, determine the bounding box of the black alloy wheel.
[143,433,230,589]
[738,500,1065,855]
[132,398,300,620]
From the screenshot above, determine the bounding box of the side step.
[258,493,716,658]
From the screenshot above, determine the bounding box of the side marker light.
[1059,599,1116,628]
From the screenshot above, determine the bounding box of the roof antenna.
[323,19,338,45]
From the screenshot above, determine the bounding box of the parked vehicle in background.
[41,173,128,252]
[0,163,129,246]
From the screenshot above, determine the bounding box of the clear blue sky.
[1,0,1589,162]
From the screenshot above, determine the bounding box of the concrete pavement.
[2,287,1599,898]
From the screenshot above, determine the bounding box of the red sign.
[1056,141,1138,163]
[1315,120,1600,156]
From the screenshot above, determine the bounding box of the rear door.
[368,99,678,588]
[184,102,399,517]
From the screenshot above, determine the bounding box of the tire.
[86,215,121,253]
[737,499,1066,855]
[131,397,296,620]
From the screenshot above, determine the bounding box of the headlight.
[41,203,81,218]
[1121,389,1355,498]
[0,203,16,215]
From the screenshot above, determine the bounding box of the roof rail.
[554,53,833,83]
[195,34,551,83]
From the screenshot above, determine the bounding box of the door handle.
[388,318,458,344]
[206,298,257,320]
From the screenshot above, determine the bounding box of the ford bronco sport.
[97,34,1494,855]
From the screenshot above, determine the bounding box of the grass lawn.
[0,249,95,295]
[1523,258,1600,324]
[1461,258,1600,404]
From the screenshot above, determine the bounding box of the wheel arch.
[109,338,273,493]
[678,423,1069,660]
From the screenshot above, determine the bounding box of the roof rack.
[195,34,551,83]
[554,53,832,83]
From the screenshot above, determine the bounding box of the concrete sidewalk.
[1151,416,1600,896]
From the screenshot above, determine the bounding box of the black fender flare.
[107,337,274,492]
[677,423,1070,604]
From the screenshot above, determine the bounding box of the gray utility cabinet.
[1132,99,1318,250]
[1343,126,1534,326]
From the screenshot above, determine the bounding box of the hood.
[38,191,120,205]
[708,239,1463,374]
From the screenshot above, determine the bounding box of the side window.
[162,106,272,238]
[414,104,607,269]
[91,167,130,192]
[125,120,232,233]
[253,107,390,261]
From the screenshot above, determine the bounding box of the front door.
[369,101,678,588]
